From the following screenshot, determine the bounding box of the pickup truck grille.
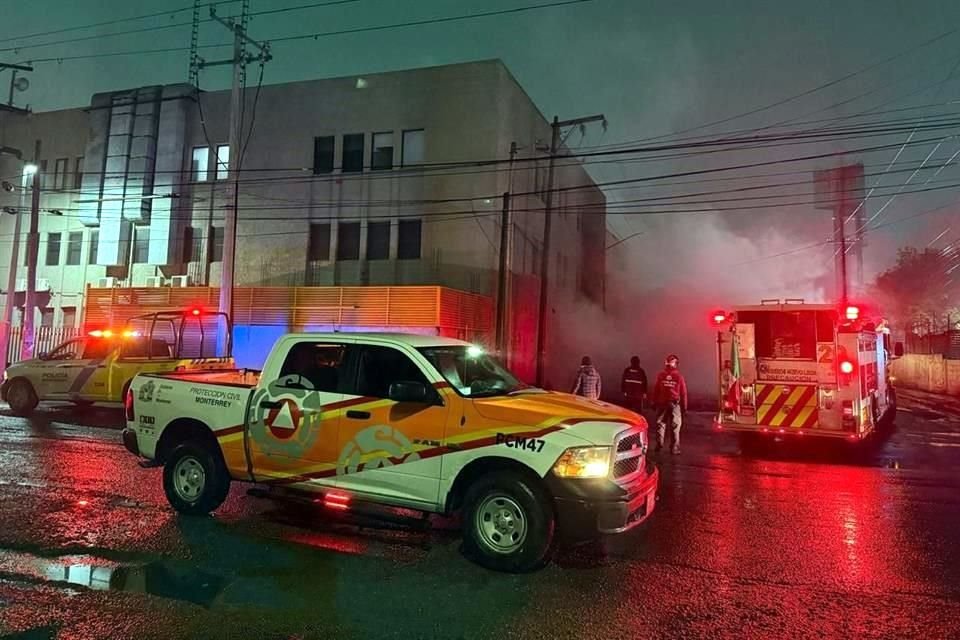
[612,428,647,482]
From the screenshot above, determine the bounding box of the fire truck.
[712,300,899,442]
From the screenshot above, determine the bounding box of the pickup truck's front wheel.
[462,470,555,573]
[6,379,38,416]
[163,442,230,516]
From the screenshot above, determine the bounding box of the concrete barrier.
[890,354,960,396]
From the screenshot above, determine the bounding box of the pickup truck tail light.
[125,386,135,421]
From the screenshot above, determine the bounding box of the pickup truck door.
[334,343,451,509]
[245,340,347,486]
[37,338,112,400]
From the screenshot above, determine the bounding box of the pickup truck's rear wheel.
[462,470,555,573]
[6,379,38,416]
[163,442,230,516]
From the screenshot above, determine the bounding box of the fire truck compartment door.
[755,383,818,429]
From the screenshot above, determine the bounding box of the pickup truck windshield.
[418,346,524,397]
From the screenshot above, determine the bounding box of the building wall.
[0,60,607,383]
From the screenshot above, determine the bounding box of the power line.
[269,0,602,43]
[0,3,226,45]
[0,0,366,55]
[17,0,601,65]
[584,25,960,148]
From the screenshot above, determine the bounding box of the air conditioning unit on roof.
[145,276,165,288]
[97,276,118,288]
[169,275,192,288]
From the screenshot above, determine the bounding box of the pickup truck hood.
[471,391,640,427]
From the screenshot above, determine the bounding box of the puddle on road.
[0,549,227,608]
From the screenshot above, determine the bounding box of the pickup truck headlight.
[552,446,611,478]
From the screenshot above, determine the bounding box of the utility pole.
[0,148,28,373]
[535,114,605,387]
[191,0,271,330]
[495,142,518,359]
[22,140,41,360]
[1,62,32,114]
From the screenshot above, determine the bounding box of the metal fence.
[905,330,960,359]
[4,326,80,366]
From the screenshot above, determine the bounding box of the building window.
[397,219,421,260]
[366,221,390,260]
[39,160,48,189]
[210,226,224,262]
[133,227,150,263]
[40,308,54,329]
[371,132,394,170]
[53,158,69,191]
[191,146,209,182]
[313,136,335,175]
[401,129,424,166]
[45,232,61,266]
[73,157,84,189]
[62,307,77,329]
[337,222,360,260]
[66,231,83,265]
[308,223,331,261]
[88,230,99,265]
[342,133,364,173]
[216,144,230,180]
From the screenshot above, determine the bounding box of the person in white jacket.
[571,356,602,400]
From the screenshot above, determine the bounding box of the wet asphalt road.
[0,391,958,640]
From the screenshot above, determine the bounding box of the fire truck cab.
[713,300,898,442]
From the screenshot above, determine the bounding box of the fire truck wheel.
[163,442,231,516]
[462,470,555,573]
[6,379,38,416]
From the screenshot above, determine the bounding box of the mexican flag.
[724,331,741,412]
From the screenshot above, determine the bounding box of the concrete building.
[0,59,606,384]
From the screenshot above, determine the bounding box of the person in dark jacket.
[652,354,688,454]
[621,356,648,413]
[571,356,602,400]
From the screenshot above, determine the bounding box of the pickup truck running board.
[138,459,163,469]
[247,486,432,530]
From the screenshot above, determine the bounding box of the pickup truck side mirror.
[894,342,904,358]
[388,381,432,404]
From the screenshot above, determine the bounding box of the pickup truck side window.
[81,338,113,360]
[278,342,346,392]
[353,345,433,399]
[46,339,85,361]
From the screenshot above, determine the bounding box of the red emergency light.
[189,307,202,317]
[845,305,860,321]
[322,491,351,511]
[89,329,113,338]
[711,310,729,325]
[839,360,855,375]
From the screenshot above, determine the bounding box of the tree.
[873,247,959,333]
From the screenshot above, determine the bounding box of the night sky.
[3,0,960,381]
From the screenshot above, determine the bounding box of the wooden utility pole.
[535,114,605,387]
[494,142,518,359]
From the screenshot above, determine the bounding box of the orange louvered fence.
[82,285,492,343]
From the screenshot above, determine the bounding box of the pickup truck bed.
[139,369,261,387]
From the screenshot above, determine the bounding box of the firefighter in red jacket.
[653,354,687,455]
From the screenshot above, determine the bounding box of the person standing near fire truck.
[571,356,602,400]
[653,354,687,454]
[621,356,648,413]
